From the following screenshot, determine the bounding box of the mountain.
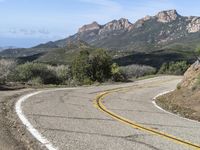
[0,9,199,67]
[48,9,200,52]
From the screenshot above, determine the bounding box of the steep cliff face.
[78,18,132,35]
[78,21,101,33]
[156,9,179,23]
[99,18,132,34]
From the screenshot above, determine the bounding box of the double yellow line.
[94,88,200,150]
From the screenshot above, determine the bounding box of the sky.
[1,0,200,48]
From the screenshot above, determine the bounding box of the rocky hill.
[51,9,200,51]
[0,9,199,66]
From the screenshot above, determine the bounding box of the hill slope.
[156,61,200,121]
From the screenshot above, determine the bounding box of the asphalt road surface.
[19,76,200,150]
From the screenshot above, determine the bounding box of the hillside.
[35,41,95,65]
[0,9,199,66]
[156,61,200,121]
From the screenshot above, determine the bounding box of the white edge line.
[152,90,200,125]
[15,88,79,150]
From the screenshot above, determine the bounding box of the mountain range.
[1,9,199,67]
[40,9,200,51]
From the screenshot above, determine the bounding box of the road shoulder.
[0,89,43,150]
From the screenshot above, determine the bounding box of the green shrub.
[90,49,112,82]
[176,83,181,90]
[0,59,16,84]
[48,65,71,84]
[71,49,112,84]
[10,63,59,84]
[158,61,189,75]
[28,77,43,85]
[71,50,91,84]
[111,63,127,82]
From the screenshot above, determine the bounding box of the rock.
[99,18,132,34]
[156,9,179,23]
[180,61,200,88]
[78,21,101,33]
[187,17,200,33]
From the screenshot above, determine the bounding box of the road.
[18,76,200,150]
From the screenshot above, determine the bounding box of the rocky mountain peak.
[78,21,101,33]
[106,18,132,29]
[156,9,179,23]
[99,18,132,34]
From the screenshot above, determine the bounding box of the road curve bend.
[16,76,200,150]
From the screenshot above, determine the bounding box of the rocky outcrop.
[99,18,132,34]
[78,18,132,35]
[187,17,200,33]
[156,10,179,23]
[78,21,101,33]
[180,61,200,88]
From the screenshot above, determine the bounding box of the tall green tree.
[71,50,91,83]
[90,49,112,82]
[71,49,113,84]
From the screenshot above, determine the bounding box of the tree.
[71,50,91,84]
[71,49,113,84]
[90,49,112,82]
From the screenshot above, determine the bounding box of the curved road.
[19,76,200,150]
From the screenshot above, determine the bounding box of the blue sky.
[1,0,200,48]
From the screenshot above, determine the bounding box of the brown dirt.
[156,87,200,122]
[0,89,43,150]
[156,61,200,122]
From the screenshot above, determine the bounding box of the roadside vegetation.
[0,46,195,87]
[158,61,189,75]
[0,59,16,84]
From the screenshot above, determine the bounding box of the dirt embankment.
[156,61,200,122]
[0,88,42,150]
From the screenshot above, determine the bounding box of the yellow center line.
[94,86,200,150]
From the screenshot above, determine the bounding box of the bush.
[28,77,43,85]
[120,64,156,78]
[111,63,127,82]
[48,65,71,84]
[90,49,112,82]
[71,49,112,84]
[158,61,189,75]
[10,63,59,84]
[0,59,16,84]
[71,50,92,84]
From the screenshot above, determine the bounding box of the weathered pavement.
[20,76,200,150]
